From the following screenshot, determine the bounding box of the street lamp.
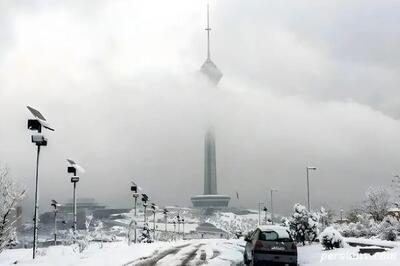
[306,166,317,211]
[263,206,268,225]
[181,217,185,239]
[163,208,169,232]
[258,202,264,225]
[51,200,60,246]
[177,213,181,236]
[27,106,54,259]
[270,189,278,225]
[150,203,157,240]
[130,182,141,243]
[141,194,149,224]
[66,159,85,232]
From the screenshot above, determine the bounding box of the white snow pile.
[319,226,344,250]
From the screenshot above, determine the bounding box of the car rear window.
[259,229,292,242]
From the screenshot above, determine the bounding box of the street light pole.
[306,166,317,211]
[163,209,168,232]
[258,202,263,225]
[27,106,53,259]
[270,189,278,225]
[182,218,185,239]
[51,200,59,246]
[67,159,85,234]
[131,182,139,244]
[73,181,77,231]
[32,144,41,258]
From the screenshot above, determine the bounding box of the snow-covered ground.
[299,242,399,266]
[1,239,399,266]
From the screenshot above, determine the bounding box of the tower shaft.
[204,130,217,195]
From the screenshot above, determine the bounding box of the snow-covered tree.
[288,203,319,245]
[363,187,390,222]
[319,226,344,250]
[0,166,25,253]
[280,217,290,228]
[378,216,399,241]
[390,175,400,207]
[139,223,152,243]
[346,207,362,223]
[318,207,335,229]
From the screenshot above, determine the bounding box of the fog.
[1,0,400,217]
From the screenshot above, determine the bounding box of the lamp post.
[163,209,168,232]
[141,194,149,224]
[263,206,268,225]
[258,202,263,225]
[67,159,85,233]
[270,189,278,224]
[306,166,317,211]
[27,106,54,259]
[150,203,157,240]
[182,218,185,239]
[51,200,60,246]
[173,221,176,240]
[131,182,140,243]
[177,214,181,236]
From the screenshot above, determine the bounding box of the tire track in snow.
[122,243,190,266]
[179,244,204,266]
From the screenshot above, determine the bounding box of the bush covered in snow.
[378,216,399,241]
[319,226,344,250]
[288,203,319,245]
[0,166,24,253]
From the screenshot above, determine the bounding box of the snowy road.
[0,239,245,266]
[123,240,245,266]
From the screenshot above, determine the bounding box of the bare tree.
[0,165,25,253]
[363,187,390,222]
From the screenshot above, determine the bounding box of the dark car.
[244,225,297,266]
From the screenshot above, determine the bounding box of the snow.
[298,243,400,266]
[1,239,400,265]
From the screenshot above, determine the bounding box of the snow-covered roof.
[387,207,400,212]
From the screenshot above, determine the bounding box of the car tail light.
[255,240,264,250]
[291,243,297,250]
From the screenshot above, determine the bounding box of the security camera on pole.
[66,159,85,233]
[27,106,54,259]
[51,200,60,246]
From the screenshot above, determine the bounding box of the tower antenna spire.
[206,3,211,60]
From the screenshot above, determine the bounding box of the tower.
[191,4,230,208]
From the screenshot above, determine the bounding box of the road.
[123,239,245,266]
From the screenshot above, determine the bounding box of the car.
[243,225,297,266]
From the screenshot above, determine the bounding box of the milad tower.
[191,5,230,208]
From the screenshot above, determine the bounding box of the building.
[191,5,230,208]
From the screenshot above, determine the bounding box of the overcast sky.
[1,0,400,217]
